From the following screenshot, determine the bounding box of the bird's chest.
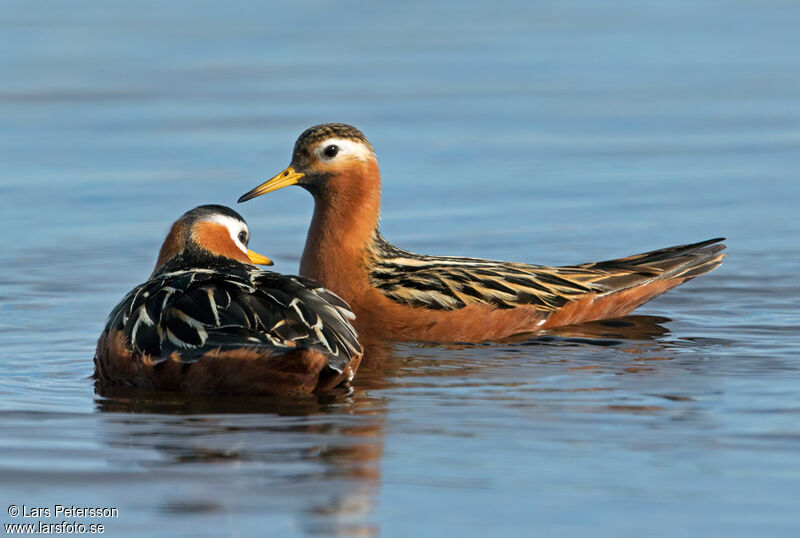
[299,248,371,305]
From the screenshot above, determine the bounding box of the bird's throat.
[299,170,381,299]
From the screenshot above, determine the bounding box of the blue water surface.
[1,1,799,536]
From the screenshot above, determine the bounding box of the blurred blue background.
[1,1,799,536]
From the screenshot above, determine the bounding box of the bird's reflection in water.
[93,314,675,535]
[94,385,384,536]
[517,314,672,345]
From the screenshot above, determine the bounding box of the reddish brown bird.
[94,205,362,395]
[239,124,726,342]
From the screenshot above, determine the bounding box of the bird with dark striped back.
[94,205,362,395]
[239,124,726,342]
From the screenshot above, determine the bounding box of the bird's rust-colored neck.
[299,160,381,296]
[154,221,186,272]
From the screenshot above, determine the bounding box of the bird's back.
[95,261,362,394]
[367,235,726,323]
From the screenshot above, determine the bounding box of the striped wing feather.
[369,237,726,313]
[106,268,361,372]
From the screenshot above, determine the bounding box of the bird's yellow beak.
[247,249,273,266]
[238,166,305,202]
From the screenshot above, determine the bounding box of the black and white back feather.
[105,260,361,373]
[368,233,726,312]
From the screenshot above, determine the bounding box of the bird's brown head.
[153,205,272,274]
[238,123,379,202]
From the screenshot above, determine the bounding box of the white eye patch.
[314,138,374,162]
[205,215,249,256]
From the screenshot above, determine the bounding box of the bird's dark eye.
[238,231,248,245]
[323,145,339,158]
